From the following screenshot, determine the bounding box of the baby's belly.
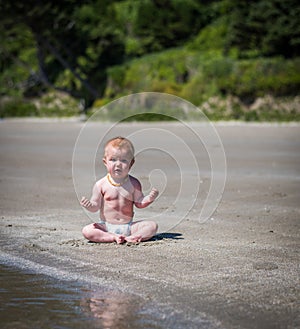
[102,206,133,224]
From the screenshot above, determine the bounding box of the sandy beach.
[0,120,299,329]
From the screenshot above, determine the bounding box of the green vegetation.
[0,0,299,121]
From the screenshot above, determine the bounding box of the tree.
[225,0,300,58]
[114,0,211,57]
[0,0,125,107]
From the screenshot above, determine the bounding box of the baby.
[81,136,159,244]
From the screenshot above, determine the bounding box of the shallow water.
[0,264,162,329]
[0,264,213,329]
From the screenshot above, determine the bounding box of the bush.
[0,98,38,118]
[213,57,300,101]
[181,56,300,105]
[34,91,80,117]
[98,48,300,121]
[0,91,80,118]
[201,95,300,122]
[105,48,192,96]
[187,17,228,51]
[105,49,300,107]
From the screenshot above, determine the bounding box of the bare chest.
[103,186,134,203]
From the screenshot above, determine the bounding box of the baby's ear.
[103,157,107,165]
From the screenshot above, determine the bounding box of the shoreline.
[1,121,299,329]
[0,254,219,329]
[1,116,300,126]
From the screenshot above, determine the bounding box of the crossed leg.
[82,221,158,244]
[82,223,126,244]
[125,220,158,243]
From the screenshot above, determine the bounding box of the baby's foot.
[125,235,142,243]
[114,234,126,244]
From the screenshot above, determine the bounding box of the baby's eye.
[121,159,128,164]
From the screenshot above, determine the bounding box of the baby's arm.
[80,182,102,213]
[133,179,159,208]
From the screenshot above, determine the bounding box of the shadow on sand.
[151,232,183,241]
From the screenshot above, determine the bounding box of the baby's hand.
[80,196,93,208]
[149,188,159,201]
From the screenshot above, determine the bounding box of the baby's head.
[103,136,135,162]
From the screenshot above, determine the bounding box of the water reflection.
[1,264,207,329]
[1,265,159,329]
[81,291,143,329]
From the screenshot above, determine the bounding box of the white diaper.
[99,220,132,236]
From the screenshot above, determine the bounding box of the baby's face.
[103,146,134,180]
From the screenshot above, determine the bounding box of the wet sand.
[0,120,299,329]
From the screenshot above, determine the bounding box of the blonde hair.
[104,136,135,159]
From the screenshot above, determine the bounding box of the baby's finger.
[150,189,159,199]
[152,188,159,194]
[80,197,89,206]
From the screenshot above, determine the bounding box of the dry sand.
[0,120,299,329]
